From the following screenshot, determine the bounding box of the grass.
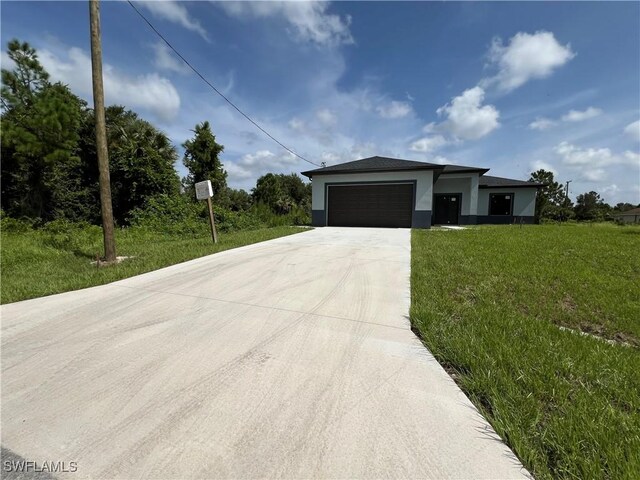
[411,223,640,479]
[1,224,304,304]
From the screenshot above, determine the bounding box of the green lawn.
[1,225,304,304]
[411,223,640,479]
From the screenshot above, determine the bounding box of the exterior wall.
[614,214,640,223]
[477,187,537,224]
[433,173,480,217]
[310,170,434,228]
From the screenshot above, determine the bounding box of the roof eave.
[478,183,543,189]
[301,165,445,178]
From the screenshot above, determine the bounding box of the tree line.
[1,39,310,227]
[529,170,637,223]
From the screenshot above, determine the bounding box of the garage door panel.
[327,184,413,228]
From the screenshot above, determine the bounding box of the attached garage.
[327,183,414,228]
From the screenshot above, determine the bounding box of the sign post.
[195,180,217,244]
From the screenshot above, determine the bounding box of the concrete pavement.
[1,227,528,479]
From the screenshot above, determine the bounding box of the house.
[301,156,542,228]
[612,207,640,223]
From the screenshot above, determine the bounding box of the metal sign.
[195,180,213,200]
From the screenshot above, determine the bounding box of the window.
[489,193,513,216]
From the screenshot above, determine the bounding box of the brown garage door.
[327,183,413,227]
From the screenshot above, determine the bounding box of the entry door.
[433,194,460,225]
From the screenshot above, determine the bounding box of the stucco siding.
[477,188,537,216]
[433,174,479,216]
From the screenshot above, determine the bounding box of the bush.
[127,194,208,236]
[0,212,34,233]
[40,219,102,251]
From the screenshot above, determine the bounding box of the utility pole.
[565,180,572,200]
[89,0,116,262]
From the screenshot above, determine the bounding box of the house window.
[489,193,513,216]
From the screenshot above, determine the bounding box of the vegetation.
[411,223,640,479]
[529,169,638,223]
[1,215,305,304]
[1,39,311,234]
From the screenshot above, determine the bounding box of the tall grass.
[1,216,305,304]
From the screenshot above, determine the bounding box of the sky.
[1,1,639,204]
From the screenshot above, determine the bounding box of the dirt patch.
[559,295,577,313]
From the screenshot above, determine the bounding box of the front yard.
[1,224,304,304]
[411,223,640,479]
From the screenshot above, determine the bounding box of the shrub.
[0,211,34,233]
[127,194,208,236]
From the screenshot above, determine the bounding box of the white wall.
[432,174,480,215]
[311,170,434,211]
[477,188,537,216]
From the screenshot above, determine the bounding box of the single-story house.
[612,207,640,223]
[301,156,542,228]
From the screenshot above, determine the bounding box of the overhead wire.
[126,0,320,167]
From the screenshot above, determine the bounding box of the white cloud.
[429,155,454,165]
[376,100,413,119]
[409,135,448,153]
[151,42,190,74]
[38,46,180,121]
[138,1,208,39]
[581,168,606,182]
[624,120,640,142]
[485,31,575,92]
[529,117,557,131]
[624,150,640,164]
[217,1,353,47]
[561,107,602,122]
[288,117,305,132]
[226,149,298,181]
[436,87,500,140]
[554,141,640,168]
[1,50,15,71]
[422,122,437,134]
[530,160,557,174]
[316,108,337,126]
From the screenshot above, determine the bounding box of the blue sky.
[2,1,639,203]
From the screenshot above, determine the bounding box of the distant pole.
[90,0,116,262]
[565,180,572,200]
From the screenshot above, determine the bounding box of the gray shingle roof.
[479,175,542,188]
[301,156,485,177]
[614,207,640,216]
[300,157,539,188]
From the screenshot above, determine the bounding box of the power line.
[126,1,320,167]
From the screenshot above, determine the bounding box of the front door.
[433,194,460,225]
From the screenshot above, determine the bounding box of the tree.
[252,173,311,214]
[182,121,228,206]
[528,169,569,222]
[227,188,253,211]
[613,202,638,212]
[1,39,86,221]
[77,106,181,224]
[252,173,284,210]
[574,191,610,221]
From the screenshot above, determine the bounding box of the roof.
[479,175,543,189]
[301,156,484,178]
[441,164,490,174]
[300,156,538,188]
[613,207,640,216]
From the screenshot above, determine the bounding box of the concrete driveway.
[1,227,528,479]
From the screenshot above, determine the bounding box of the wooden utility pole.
[89,0,116,262]
[206,197,218,244]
